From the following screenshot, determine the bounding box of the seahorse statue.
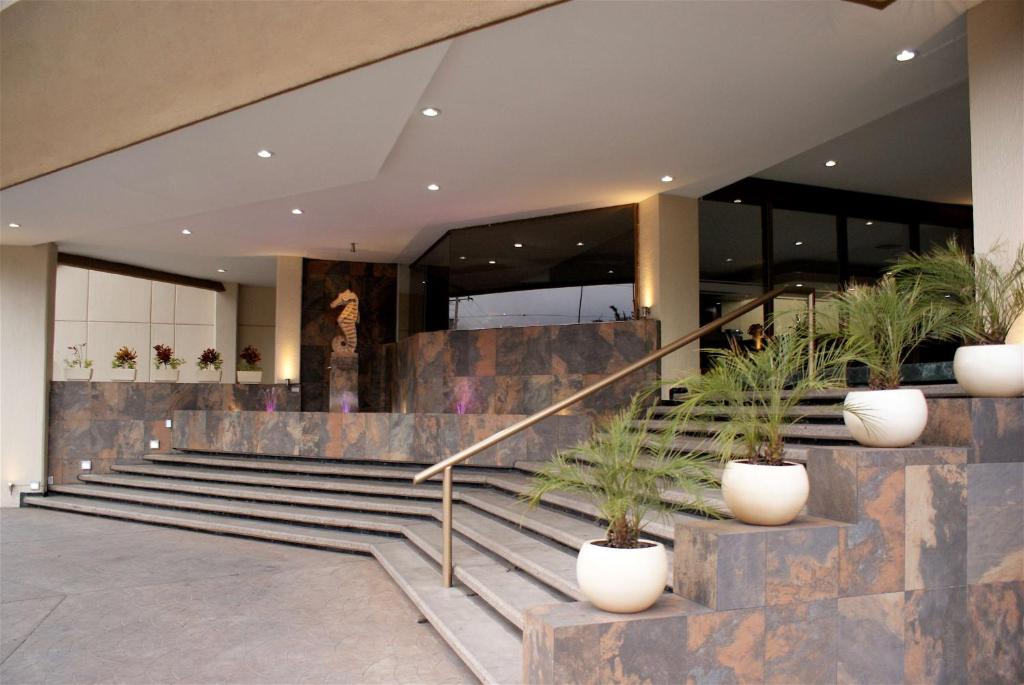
[329,288,360,356]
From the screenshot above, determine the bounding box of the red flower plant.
[239,345,262,371]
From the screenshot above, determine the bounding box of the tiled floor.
[0,508,474,684]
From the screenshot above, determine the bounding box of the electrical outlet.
[165,419,173,428]
[80,460,92,471]
[149,439,160,449]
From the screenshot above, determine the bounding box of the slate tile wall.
[390,319,660,415]
[47,382,298,483]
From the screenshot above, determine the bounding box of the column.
[1,243,57,507]
[274,256,303,384]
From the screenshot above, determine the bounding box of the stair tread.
[654,420,854,441]
[373,541,524,685]
[648,404,844,419]
[26,496,522,685]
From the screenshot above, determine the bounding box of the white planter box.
[236,370,263,384]
[196,368,222,383]
[110,367,136,382]
[152,367,180,383]
[64,367,93,381]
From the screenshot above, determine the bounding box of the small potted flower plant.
[237,345,263,384]
[152,344,184,382]
[63,342,93,381]
[196,347,223,382]
[110,346,138,382]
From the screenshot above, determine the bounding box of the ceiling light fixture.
[725,257,734,263]
[7,223,20,228]
[217,268,227,273]
[181,228,192,235]
[796,283,804,287]
[256,149,273,158]
[794,241,804,246]
[824,160,838,168]
[421,107,441,117]
[896,49,917,62]
[660,175,674,183]
[513,243,523,248]
[576,241,584,247]
[733,198,742,204]
[459,256,466,260]
[291,208,303,215]
[427,183,440,191]
[488,259,496,265]
[608,269,615,274]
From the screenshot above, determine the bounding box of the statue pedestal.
[329,353,359,413]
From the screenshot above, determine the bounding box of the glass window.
[773,209,838,291]
[921,224,968,253]
[450,283,635,330]
[700,200,762,287]
[848,218,909,281]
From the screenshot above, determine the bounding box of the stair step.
[653,421,854,442]
[649,404,844,419]
[667,382,965,402]
[24,495,522,685]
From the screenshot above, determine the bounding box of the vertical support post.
[442,466,453,587]
[806,290,816,379]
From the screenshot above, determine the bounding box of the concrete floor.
[0,509,475,684]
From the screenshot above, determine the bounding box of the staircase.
[26,385,965,682]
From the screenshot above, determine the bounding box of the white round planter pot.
[236,370,263,384]
[110,367,136,382]
[721,461,808,526]
[843,388,928,448]
[953,344,1024,398]
[151,368,179,383]
[196,369,222,383]
[63,367,93,381]
[576,540,667,613]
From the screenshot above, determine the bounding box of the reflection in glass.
[449,284,635,330]
[921,224,968,253]
[848,218,909,281]
[773,209,838,291]
[700,200,762,286]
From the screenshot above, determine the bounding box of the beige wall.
[52,265,223,382]
[274,257,303,384]
[967,0,1024,269]
[0,0,559,188]
[1,243,56,507]
[237,285,276,380]
[637,193,700,388]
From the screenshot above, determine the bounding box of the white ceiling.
[0,0,974,286]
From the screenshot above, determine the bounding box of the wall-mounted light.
[149,439,160,450]
[638,306,652,319]
[165,419,173,428]
[81,460,92,470]
[29,481,40,491]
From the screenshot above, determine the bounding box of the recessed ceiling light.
[427,183,440,191]
[421,107,441,117]
[458,256,467,260]
[513,242,524,248]
[291,208,303,215]
[725,257,734,263]
[7,223,20,228]
[660,175,674,183]
[217,268,227,273]
[796,283,804,287]
[608,270,615,274]
[488,259,496,265]
[824,160,838,168]
[421,280,427,284]
[256,149,273,158]
[794,241,804,246]
[865,221,874,226]
[576,241,584,247]
[181,228,192,235]
[733,198,742,204]
[896,49,917,62]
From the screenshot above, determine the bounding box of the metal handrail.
[412,284,815,586]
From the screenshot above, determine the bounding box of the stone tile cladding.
[301,259,397,413]
[47,382,299,484]
[388,319,660,415]
[172,410,592,466]
[525,397,1024,684]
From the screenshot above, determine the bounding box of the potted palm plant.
[237,345,263,384]
[828,275,959,447]
[196,347,223,382]
[669,330,852,526]
[525,395,718,613]
[110,346,138,381]
[152,344,184,382]
[63,342,93,381]
[889,240,1024,397]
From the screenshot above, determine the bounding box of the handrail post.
[807,290,816,378]
[441,466,453,587]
